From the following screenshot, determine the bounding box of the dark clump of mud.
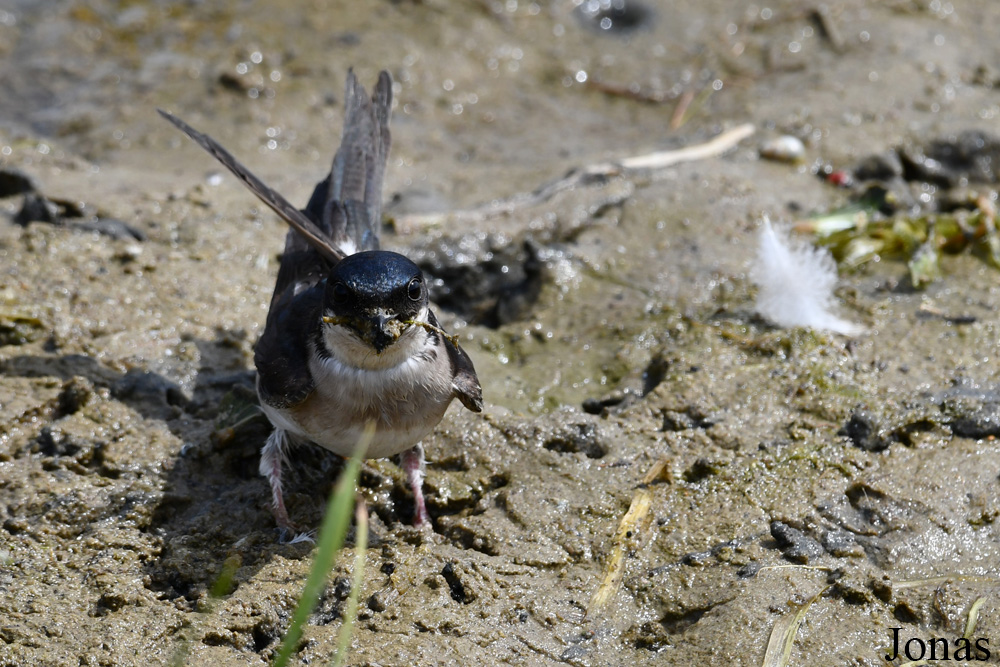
[3,1,1000,666]
[408,233,547,328]
[845,129,1000,217]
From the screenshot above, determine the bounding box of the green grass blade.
[331,500,368,667]
[272,423,373,667]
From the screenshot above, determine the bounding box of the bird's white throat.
[319,306,431,371]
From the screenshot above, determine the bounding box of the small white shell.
[760,135,806,163]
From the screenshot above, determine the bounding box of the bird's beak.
[323,311,407,354]
[367,311,404,354]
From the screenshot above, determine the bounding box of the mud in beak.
[323,311,407,354]
[366,311,406,354]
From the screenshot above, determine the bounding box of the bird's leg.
[260,428,296,539]
[400,443,430,527]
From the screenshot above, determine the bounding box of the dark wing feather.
[157,109,345,265]
[254,284,324,409]
[267,242,329,319]
[366,71,393,231]
[323,70,393,253]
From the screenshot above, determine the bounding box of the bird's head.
[321,250,428,358]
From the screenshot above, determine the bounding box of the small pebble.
[760,135,805,163]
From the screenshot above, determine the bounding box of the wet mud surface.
[3,1,1000,665]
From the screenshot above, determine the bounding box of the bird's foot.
[411,495,431,530]
[281,529,317,545]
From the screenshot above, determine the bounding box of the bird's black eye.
[407,277,422,301]
[331,282,350,304]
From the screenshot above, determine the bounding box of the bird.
[159,70,483,537]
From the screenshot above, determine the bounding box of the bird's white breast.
[262,320,455,459]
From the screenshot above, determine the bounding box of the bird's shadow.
[4,332,440,659]
[0,334,404,607]
[136,334,421,613]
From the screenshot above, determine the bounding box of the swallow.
[159,70,483,537]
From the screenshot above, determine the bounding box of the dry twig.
[393,124,755,230]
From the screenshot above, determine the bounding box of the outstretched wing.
[158,109,346,265]
[305,69,393,254]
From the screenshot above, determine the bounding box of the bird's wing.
[428,310,483,413]
[158,108,346,265]
[253,284,324,409]
[319,69,393,253]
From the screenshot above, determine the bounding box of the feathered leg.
[260,428,295,539]
[399,443,430,527]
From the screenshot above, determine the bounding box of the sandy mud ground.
[3,0,1000,665]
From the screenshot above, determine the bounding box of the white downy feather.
[751,219,864,336]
